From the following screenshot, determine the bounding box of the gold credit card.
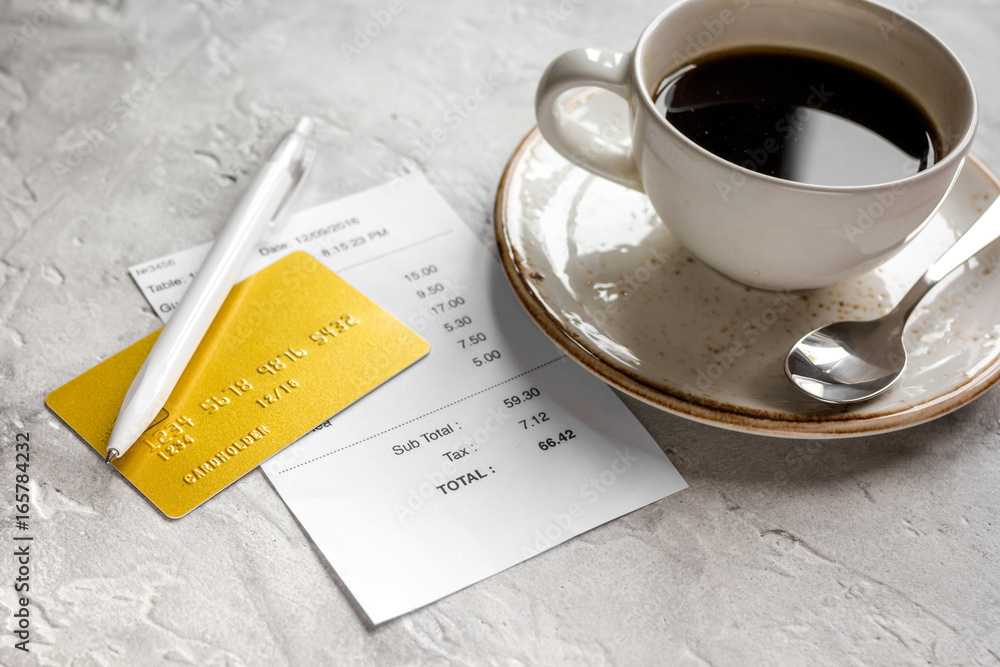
[47,251,430,518]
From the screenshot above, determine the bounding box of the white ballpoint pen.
[105,116,316,463]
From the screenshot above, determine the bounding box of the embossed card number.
[47,252,430,518]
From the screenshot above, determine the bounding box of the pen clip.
[270,145,316,231]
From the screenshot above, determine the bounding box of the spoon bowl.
[785,198,1000,404]
[785,319,906,404]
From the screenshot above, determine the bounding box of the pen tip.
[294,116,314,137]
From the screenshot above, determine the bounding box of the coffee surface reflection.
[655,49,941,187]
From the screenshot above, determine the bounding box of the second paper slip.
[131,173,687,624]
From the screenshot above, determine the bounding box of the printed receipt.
[130,174,686,624]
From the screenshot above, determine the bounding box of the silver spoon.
[785,197,1000,404]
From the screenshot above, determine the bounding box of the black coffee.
[654,49,941,186]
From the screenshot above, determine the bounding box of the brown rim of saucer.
[493,95,1000,438]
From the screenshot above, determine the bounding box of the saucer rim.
[493,110,1000,438]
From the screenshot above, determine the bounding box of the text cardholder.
[47,252,430,518]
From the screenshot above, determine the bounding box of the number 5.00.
[472,350,501,367]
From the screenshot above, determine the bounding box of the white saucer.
[494,89,1000,438]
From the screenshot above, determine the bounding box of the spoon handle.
[891,195,1000,322]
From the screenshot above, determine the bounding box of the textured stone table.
[2,0,999,664]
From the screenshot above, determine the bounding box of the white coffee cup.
[535,0,977,290]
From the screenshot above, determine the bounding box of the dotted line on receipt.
[275,356,565,474]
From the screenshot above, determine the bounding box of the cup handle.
[535,48,643,192]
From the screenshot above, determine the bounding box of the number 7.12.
[519,411,549,429]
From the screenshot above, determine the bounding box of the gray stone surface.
[1,0,999,664]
